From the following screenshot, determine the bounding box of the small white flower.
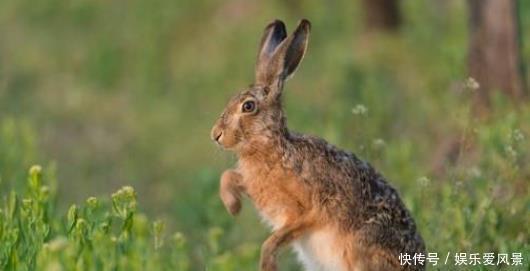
[416,176,431,187]
[465,77,480,91]
[511,129,525,142]
[372,138,386,149]
[351,104,367,115]
[505,145,517,158]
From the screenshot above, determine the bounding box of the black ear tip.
[266,19,286,30]
[299,19,311,31]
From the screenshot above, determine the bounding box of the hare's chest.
[257,204,290,231]
[239,166,307,230]
[246,178,297,230]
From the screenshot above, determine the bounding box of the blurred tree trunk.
[468,0,527,115]
[361,0,401,31]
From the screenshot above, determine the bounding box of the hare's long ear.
[255,20,287,84]
[256,19,311,99]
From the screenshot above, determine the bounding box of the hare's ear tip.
[266,19,285,29]
[299,19,311,30]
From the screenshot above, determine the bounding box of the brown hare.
[211,19,426,271]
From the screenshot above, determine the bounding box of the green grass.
[0,165,263,270]
[1,0,529,270]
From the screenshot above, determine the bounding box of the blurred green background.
[1,0,529,270]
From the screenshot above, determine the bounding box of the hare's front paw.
[220,170,243,216]
[221,190,242,216]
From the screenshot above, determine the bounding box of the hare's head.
[211,19,310,153]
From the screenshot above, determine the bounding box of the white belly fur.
[291,227,346,271]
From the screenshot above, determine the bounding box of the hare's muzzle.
[211,126,223,143]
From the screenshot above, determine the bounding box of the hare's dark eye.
[242,100,256,113]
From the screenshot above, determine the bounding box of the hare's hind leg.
[220,170,244,216]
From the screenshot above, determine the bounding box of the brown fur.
[211,19,425,271]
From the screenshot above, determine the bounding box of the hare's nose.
[211,128,223,142]
[214,131,222,142]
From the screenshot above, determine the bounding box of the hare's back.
[285,132,425,255]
